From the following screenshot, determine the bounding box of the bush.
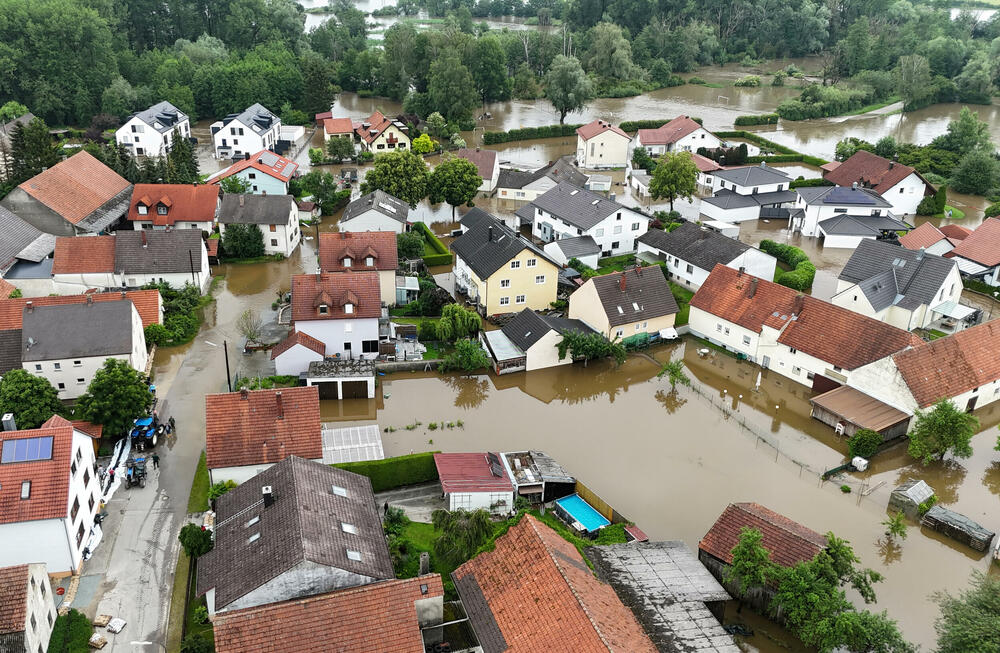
[848,428,882,459]
[47,609,92,653]
[789,177,834,189]
[917,495,938,516]
[916,196,939,215]
[412,221,452,266]
[482,123,580,145]
[734,75,761,87]
[760,240,815,290]
[144,323,170,347]
[985,202,1000,218]
[180,635,213,653]
[734,113,779,126]
[687,76,706,85]
[418,320,437,341]
[208,479,237,501]
[178,523,213,558]
[334,452,440,492]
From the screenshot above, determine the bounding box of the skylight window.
[247,533,261,543]
[632,302,640,311]
[342,523,357,534]
[346,549,362,561]
[332,485,348,497]
[246,516,260,528]
[617,306,624,314]
[1,437,54,464]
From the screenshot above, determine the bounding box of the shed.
[433,452,515,515]
[500,450,575,503]
[321,424,384,464]
[302,359,376,400]
[809,385,911,440]
[921,506,995,553]
[888,480,934,520]
[480,330,526,375]
[585,174,612,192]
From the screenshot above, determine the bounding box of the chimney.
[747,277,758,298]
[487,225,494,242]
[1,413,16,432]
[635,266,642,277]
[888,161,894,169]
[619,273,626,292]
[316,267,322,281]
[141,231,147,248]
[262,190,266,196]
[852,181,858,190]
[262,485,274,508]
[738,267,744,277]
[275,391,284,419]
[25,301,32,313]
[121,291,127,298]
[917,246,925,261]
[86,294,93,305]
[793,293,804,316]
[240,388,249,400]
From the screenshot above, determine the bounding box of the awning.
[931,301,977,320]
[810,385,911,432]
[953,257,990,275]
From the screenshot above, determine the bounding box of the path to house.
[375,481,447,523]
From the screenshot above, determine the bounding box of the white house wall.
[531,206,647,256]
[295,318,380,359]
[821,233,870,249]
[209,459,320,486]
[339,210,405,234]
[633,127,721,155]
[577,132,630,169]
[115,116,190,157]
[24,563,57,653]
[884,174,927,216]
[712,178,787,196]
[730,249,777,282]
[700,202,759,223]
[212,118,281,159]
[273,344,324,376]
[525,329,571,371]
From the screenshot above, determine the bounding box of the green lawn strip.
[220,254,286,265]
[842,96,901,116]
[184,560,214,646]
[669,282,694,326]
[165,550,189,653]
[596,253,637,275]
[186,451,210,513]
[927,329,948,340]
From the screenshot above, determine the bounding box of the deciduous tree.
[397,231,425,260]
[438,338,490,372]
[427,53,479,123]
[222,223,266,259]
[950,148,1000,195]
[75,359,153,436]
[557,330,627,366]
[410,133,438,155]
[436,304,482,342]
[218,176,251,194]
[431,508,493,565]
[178,523,213,558]
[933,571,1000,653]
[726,527,774,603]
[360,150,429,206]
[326,135,355,162]
[908,398,979,464]
[544,55,593,124]
[649,151,698,211]
[428,156,481,219]
[0,369,63,429]
[657,359,691,391]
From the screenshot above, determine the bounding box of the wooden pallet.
[92,615,112,627]
[88,633,108,649]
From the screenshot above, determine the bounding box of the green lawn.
[184,560,214,648]
[842,96,901,116]
[165,550,189,652]
[596,254,637,275]
[669,282,694,327]
[186,451,210,513]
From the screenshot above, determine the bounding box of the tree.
[397,231,424,260]
[544,55,593,124]
[431,508,493,566]
[950,148,1000,195]
[428,156,481,219]
[469,35,512,103]
[556,330,627,366]
[582,22,640,81]
[424,112,449,139]
[874,136,897,160]
[9,118,60,183]
[649,151,698,211]
[327,135,355,162]
[894,55,934,110]
[360,151,429,207]
[218,176,251,194]
[932,571,1000,653]
[657,359,691,391]
[955,52,995,105]
[75,359,153,436]
[725,527,775,603]
[144,323,171,347]
[438,338,491,372]
[908,398,979,464]
[427,53,479,123]
[178,523,213,558]
[222,223,266,259]
[299,170,349,214]
[165,128,199,183]
[0,369,63,429]
[933,107,993,155]
[847,428,882,459]
[410,133,438,155]
[237,309,264,344]
[0,101,29,122]
[208,480,238,501]
[881,512,907,541]
[437,303,482,342]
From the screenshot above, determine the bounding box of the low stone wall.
[376,359,441,373]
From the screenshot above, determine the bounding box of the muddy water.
[347,339,1000,648]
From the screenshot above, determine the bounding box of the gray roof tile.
[0,329,21,374]
[797,185,893,208]
[838,238,957,312]
[818,214,909,236]
[218,193,295,224]
[714,164,790,187]
[342,190,410,222]
[638,222,756,271]
[497,156,587,190]
[114,230,204,275]
[21,301,134,362]
[0,207,52,269]
[501,309,592,351]
[587,267,679,327]
[451,213,554,280]
[128,101,187,134]
[550,235,600,258]
[531,182,633,231]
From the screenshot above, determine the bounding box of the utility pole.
[223,340,232,392]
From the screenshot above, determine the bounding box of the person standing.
[152,453,160,469]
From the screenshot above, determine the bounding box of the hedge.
[482,124,581,145]
[963,277,999,295]
[47,609,92,653]
[789,177,834,189]
[734,113,779,126]
[620,117,702,132]
[412,221,453,266]
[333,451,440,492]
[985,202,1000,218]
[760,239,816,291]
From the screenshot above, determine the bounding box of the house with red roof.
[204,387,322,484]
[322,117,356,145]
[689,264,921,392]
[128,183,220,230]
[206,150,299,196]
[575,119,630,169]
[632,116,722,156]
[823,150,933,216]
[318,231,399,305]
[270,330,326,377]
[944,217,1000,286]
[0,416,101,574]
[899,221,960,256]
[290,272,381,359]
[433,453,515,514]
[452,514,657,652]
[0,563,57,653]
[454,147,500,194]
[0,151,132,237]
[355,111,410,153]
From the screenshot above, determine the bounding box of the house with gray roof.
[481,308,593,374]
[0,206,56,276]
[451,213,560,316]
[210,103,282,159]
[218,193,300,257]
[543,235,601,268]
[790,185,910,249]
[701,163,795,224]
[197,455,394,616]
[516,182,648,256]
[339,190,410,234]
[637,222,776,291]
[831,238,969,332]
[114,101,191,157]
[496,156,588,202]
[20,299,148,399]
[569,266,679,341]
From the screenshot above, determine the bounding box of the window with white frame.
[499,296,510,305]
[515,295,525,304]
[526,258,537,267]
[500,279,510,288]
[510,260,520,269]
[535,275,545,284]
[615,328,624,337]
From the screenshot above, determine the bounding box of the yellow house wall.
[568,278,676,338]
[370,125,411,151]
[482,249,558,315]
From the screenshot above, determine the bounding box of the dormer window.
[343,257,352,267]
[365,256,374,266]
[344,303,354,314]
[316,302,330,315]
[157,204,168,215]
[137,204,148,215]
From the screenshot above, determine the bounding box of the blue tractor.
[129,416,164,451]
[125,456,147,489]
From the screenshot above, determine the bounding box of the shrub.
[789,177,834,189]
[482,124,580,145]
[916,196,939,215]
[734,75,761,87]
[917,495,938,516]
[180,635,213,653]
[47,609,92,653]
[985,202,1000,218]
[760,240,816,290]
[334,452,440,492]
[840,484,852,493]
[418,320,437,341]
[412,222,452,266]
[144,323,170,347]
[178,523,213,558]
[848,428,882,459]
[734,113,779,126]
[687,76,707,85]
[208,479,237,501]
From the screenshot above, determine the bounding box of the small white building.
[339,190,410,235]
[481,308,594,375]
[115,101,190,158]
[496,156,588,203]
[0,416,101,575]
[576,120,631,169]
[790,185,910,249]
[823,151,933,216]
[0,563,58,653]
[206,150,299,196]
[204,387,322,486]
[517,182,648,257]
[290,271,381,360]
[270,330,325,377]
[710,163,792,196]
[323,117,356,144]
[218,194,300,257]
[433,452,516,515]
[632,116,721,156]
[302,359,377,401]
[700,164,795,223]
[637,222,776,291]
[454,148,500,195]
[211,104,281,160]
[543,235,601,269]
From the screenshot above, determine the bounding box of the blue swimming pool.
[555,493,610,533]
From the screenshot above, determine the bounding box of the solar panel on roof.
[1,436,54,463]
[823,186,877,205]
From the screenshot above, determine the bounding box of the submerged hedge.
[734,113,779,126]
[334,451,440,492]
[482,124,580,144]
[760,239,816,291]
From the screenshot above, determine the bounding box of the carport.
[302,359,376,400]
[809,385,911,440]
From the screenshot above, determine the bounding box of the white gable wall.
[531,205,647,256]
[115,116,191,157]
[884,173,928,216]
[339,209,406,234]
[577,131,630,169]
[273,343,324,376]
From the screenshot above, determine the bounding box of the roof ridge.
[737,502,826,546]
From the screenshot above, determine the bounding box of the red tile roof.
[205,238,219,258]
[318,231,398,273]
[210,151,298,186]
[938,224,971,241]
[51,236,116,274]
[453,515,656,652]
[0,290,161,329]
[212,576,444,653]
[575,119,629,141]
[899,222,948,250]
[892,320,1000,408]
[824,150,932,197]
[290,272,381,322]
[691,265,920,370]
[636,116,704,146]
[691,153,722,173]
[204,386,322,470]
[0,279,16,299]
[455,148,498,180]
[0,421,75,525]
[820,161,841,173]
[314,111,333,123]
[270,330,325,359]
[323,117,354,135]
[17,151,130,225]
[356,111,406,145]
[948,218,1000,267]
[433,453,513,494]
[699,502,827,568]
[70,421,103,439]
[0,564,30,634]
[127,184,219,226]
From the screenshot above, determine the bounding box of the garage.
[303,359,377,400]
[341,380,369,399]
